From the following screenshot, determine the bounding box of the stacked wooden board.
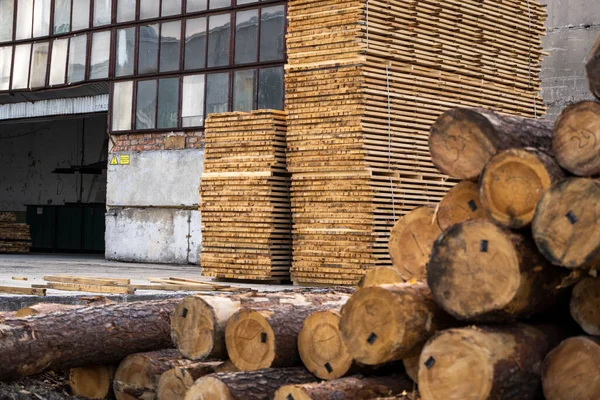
[0,212,31,253]
[285,0,547,285]
[200,111,292,281]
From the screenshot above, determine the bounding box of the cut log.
[225,296,349,371]
[339,283,452,365]
[156,361,224,400]
[586,34,600,100]
[388,207,441,281]
[114,349,196,400]
[480,148,566,228]
[542,336,600,400]
[357,267,403,288]
[171,290,352,361]
[15,303,80,317]
[429,108,553,180]
[419,324,564,400]
[436,181,487,231]
[274,374,414,400]
[0,298,180,380]
[553,101,600,176]
[570,278,600,336]
[402,352,421,384]
[533,178,600,268]
[184,367,318,400]
[69,365,116,399]
[428,219,567,321]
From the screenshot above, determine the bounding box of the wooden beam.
[0,286,46,296]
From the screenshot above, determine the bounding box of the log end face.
[570,278,600,336]
[69,366,114,399]
[429,108,499,180]
[358,267,404,288]
[184,376,234,400]
[157,368,194,400]
[586,37,600,102]
[553,101,600,176]
[225,309,276,371]
[437,181,487,231]
[171,297,216,361]
[273,386,312,400]
[114,354,156,400]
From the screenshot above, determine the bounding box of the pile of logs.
[0,212,31,253]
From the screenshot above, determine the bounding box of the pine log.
[570,278,600,335]
[225,296,349,371]
[542,336,600,400]
[274,374,414,400]
[436,181,487,231]
[419,324,564,400]
[553,101,600,176]
[114,349,196,400]
[184,367,318,400]
[156,361,224,400]
[357,267,403,288]
[15,303,80,317]
[533,178,600,268]
[339,283,452,365]
[171,290,352,361]
[428,219,567,321]
[480,148,565,228]
[0,298,180,380]
[402,351,421,384]
[388,207,441,281]
[429,108,553,180]
[586,34,600,100]
[69,365,116,399]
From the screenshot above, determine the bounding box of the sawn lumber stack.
[0,212,31,254]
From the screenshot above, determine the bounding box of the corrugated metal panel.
[0,95,108,120]
[0,82,110,105]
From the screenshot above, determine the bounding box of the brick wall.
[110,131,204,152]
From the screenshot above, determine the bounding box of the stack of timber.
[285,0,547,285]
[199,110,292,282]
[0,212,31,253]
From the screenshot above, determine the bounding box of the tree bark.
[339,283,452,365]
[542,336,600,400]
[69,365,116,399]
[171,290,353,361]
[184,367,318,400]
[156,361,224,400]
[225,296,349,371]
[388,206,441,281]
[428,219,568,321]
[274,374,414,400]
[570,277,600,336]
[436,181,487,231]
[586,34,600,101]
[113,349,197,400]
[357,267,403,288]
[419,324,564,400]
[480,148,566,228]
[0,299,180,380]
[533,178,600,268]
[429,108,553,180]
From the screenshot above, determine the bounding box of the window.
[33,0,51,38]
[0,0,14,42]
[185,17,206,70]
[258,66,283,109]
[157,78,179,128]
[115,27,135,77]
[206,72,229,115]
[210,0,230,9]
[0,46,12,90]
[182,74,205,127]
[112,81,133,131]
[260,5,285,62]
[72,0,90,31]
[160,21,181,72]
[237,0,258,4]
[233,69,255,112]
[53,0,71,34]
[136,80,157,129]
[68,34,87,83]
[140,0,159,19]
[49,38,68,85]
[12,44,31,89]
[138,24,159,74]
[207,13,230,68]
[90,31,110,79]
[187,0,206,13]
[30,42,49,88]
[235,9,258,65]
[93,0,112,26]
[117,0,137,23]
[162,0,181,17]
[16,0,33,40]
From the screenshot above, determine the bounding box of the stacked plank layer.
[286,0,547,285]
[200,111,292,281]
[0,213,31,254]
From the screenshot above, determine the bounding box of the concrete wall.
[0,115,107,211]
[540,0,600,120]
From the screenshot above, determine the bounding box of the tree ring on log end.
[225,309,275,371]
[428,220,520,319]
[171,297,216,360]
[429,109,500,180]
[480,149,552,228]
[570,278,600,336]
[298,311,352,380]
[69,366,113,399]
[275,386,312,400]
[184,376,234,400]
[114,355,155,400]
[437,181,486,231]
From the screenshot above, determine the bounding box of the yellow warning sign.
[110,156,118,165]
[119,154,131,165]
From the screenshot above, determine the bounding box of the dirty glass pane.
[235,9,258,65]
[90,30,110,79]
[236,0,257,4]
[182,74,205,127]
[12,44,31,89]
[160,21,181,72]
[138,24,159,74]
[93,0,111,26]
[136,80,157,130]
[233,69,255,112]
[186,0,206,12]
[0,46,12,90]
[206,72,229,116]
[53,0,71,34]
[0,0,14,42]
[209,0,230,9]
[258,66,283,110]
[29,42,48,88]
[117,0,136,22]
[49,38,68,85]
[16,0,33,40]
[68,34,87,83]
[161,0,181,16]
[184,17,206,70]
[260,5,285,62]
[157,78,179,129]
[207,13,230,68]
[33,0,50,37]
[139,0,159,19]
[115,27,135,77]
[72,0,90,31]
[112,81,133,131]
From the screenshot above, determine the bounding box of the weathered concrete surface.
[105,208,201,264]
[543,0,600,27]
[106,149,204,207]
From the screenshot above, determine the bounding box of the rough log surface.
[436,181,486,231]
